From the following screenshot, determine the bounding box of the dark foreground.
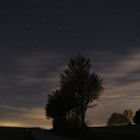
[0,126,140,140]
[0,127,33,140]
[86,125,140,140]
[0,127,76,140]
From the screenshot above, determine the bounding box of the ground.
[0,126,140,140]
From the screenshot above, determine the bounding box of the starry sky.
[0,0,140,128]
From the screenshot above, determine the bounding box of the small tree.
[123,109,134,125]
[107,112,130,126]
[46,55,103,133]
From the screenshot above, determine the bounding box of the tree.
[133,109,140,124]
[107,112,130,126]
[123,109,134,125]
[46,55,103,132]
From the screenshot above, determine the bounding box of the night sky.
[0,0,140,128]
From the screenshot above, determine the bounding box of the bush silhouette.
[123,109,134,125]
[133,109,140,124]
[107,112,130,126]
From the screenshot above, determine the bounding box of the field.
[85,125,140,140]
[0,127,75,140]
[0,127,34,140]
[0,126,140,140]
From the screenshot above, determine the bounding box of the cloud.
[0,51,67,106]
[0,50,67,128]
[0,105,52,128]
[87,49,140,126]
[0,48,140,127]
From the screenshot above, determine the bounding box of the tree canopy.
[107,109,134,126]
[46,55,103,133]
[123,109,134,124]
[107,112,130,126]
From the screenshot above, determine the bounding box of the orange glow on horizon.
[0,122,26,127]
[0,121,52,129]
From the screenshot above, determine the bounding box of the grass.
[0,127,34,140]
[0,125,140,140]
[84,125,140,140]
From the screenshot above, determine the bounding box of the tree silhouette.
[133,109,140,124]
[46,55,103,133]
[123,109,134,125]
[107,112,130,126]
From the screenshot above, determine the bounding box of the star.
[27,10,32,14]
[135,37,139,41]
[57,24,72,31]
[68,25,72,29]
[58,26,62,30]
[23,30,28,33]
